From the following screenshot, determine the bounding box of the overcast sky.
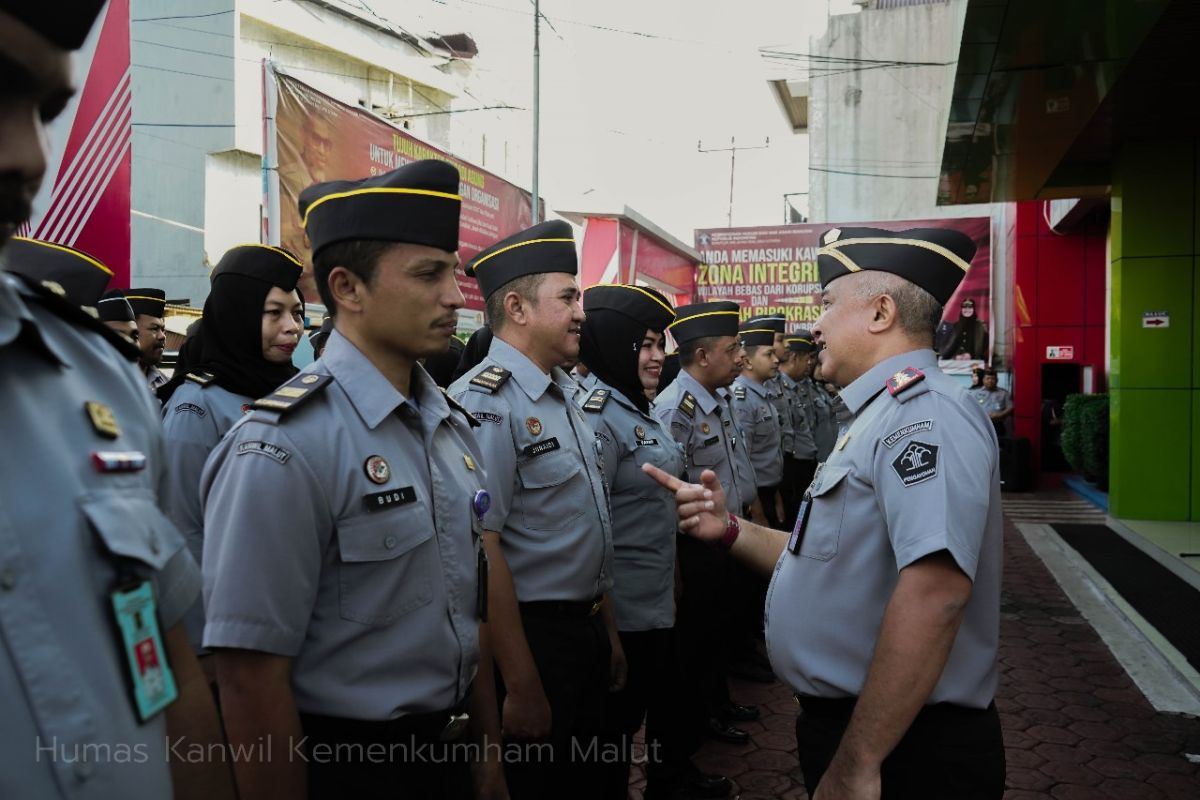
[396,0,862,243]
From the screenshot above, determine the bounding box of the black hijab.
[453,325,494,384]
[161,245,304,402]
[579,285,675,414]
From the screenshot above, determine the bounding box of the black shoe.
[682,772,733,798]
[720,702,760,722]
[706,716,750,745]
[728,659,775,683]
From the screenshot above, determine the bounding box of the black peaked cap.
[2,237,112,308]
[738,320,775,347]
[299,159,462,257]
[668,300,740,344]
[465,219,576,299]
[744,314,785,334]
[786,330,817,353]
[817,226,976,306]
[97,289,135,323]
[583,284,674,332]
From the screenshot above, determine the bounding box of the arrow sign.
[1143,311,1170,329]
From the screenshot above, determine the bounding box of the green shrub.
[1061,394,1109,488]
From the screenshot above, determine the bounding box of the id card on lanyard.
[110,580,179,721]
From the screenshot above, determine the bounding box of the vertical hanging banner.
[267,68,535,312]
[694,217,992,367]
[25,0,132,286]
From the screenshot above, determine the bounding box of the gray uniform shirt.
[731,375,784,487]
[160,380,250,649]
[654,369,747,514]
[781,372,818,460]
[450,337,614,602]
[765,348,1002,709]
[718,385,759,507]
[808,379,840,462]
[973,387,1012,435]
[202,331,485,719]
[0,274,199,799]
[766,375,794,457]
[579,378,684,632]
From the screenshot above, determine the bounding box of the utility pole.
[532,0,541,222]
[698,136,769,228]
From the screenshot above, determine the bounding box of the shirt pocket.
[799,464,851,562]
[690,438,724,468]
[517,450,586,531]
[336,504,435,625]
[81,489,186,574]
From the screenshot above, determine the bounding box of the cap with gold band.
[738,321,776,348]
[211,244,304,291]
[583,284,674,332]
[744,314,785,334]
[466,219,577,299]
[299,159,462,257]
[97,289,136,323]
[668,300,740,344]
[817,226,976,306]
[1,236,113,308]
[126,288,167,319]
[786,330,817,353]
[0,2,107,50]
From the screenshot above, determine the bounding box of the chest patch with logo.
[891,440,939,486]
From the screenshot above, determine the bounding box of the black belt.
[519,597,603,618]
[795,695,994,719]
[301,692,472,745]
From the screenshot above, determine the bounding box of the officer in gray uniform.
[160,244,304,654]
[779,332,820,528]
[127,288,169,393]
[810,362,841,462]
[98,288,140,347]
[0,5,230,797]
[731,323,784,529]
[201,161,500,799]
[449,220,617,800]
[575,284,691,799]
[644,226,1005,799]
[974,367,1013,438]
[746,314,792,470]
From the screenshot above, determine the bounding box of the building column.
[1109,140,1197,519]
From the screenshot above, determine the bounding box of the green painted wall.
[1109,140,1199,519]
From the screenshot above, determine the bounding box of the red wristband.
[719,512,741,549]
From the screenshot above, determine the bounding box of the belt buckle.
[588,598,602,616]
[440,712,470,742]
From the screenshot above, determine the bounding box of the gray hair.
[850,271,942,341]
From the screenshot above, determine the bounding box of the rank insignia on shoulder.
[679,392,697,418]
[583,388,610,413]
[885,367,925,397]
[733,386,747,400]
[252,372,331,414]
[441,388,481,427]
[85,401,120,439]
[185,371,215,387]
[469,365,511,393]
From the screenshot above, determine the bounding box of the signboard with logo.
[1046,345,1075,360]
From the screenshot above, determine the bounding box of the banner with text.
[271,70,535,313]
[694,218,992,365]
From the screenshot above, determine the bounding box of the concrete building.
[131,0,522,303]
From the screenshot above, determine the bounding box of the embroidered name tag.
[472,411,503,425]
[636,438,659,447]
[882,419,933,448]
[236,440,291,464]
[702,435,720,447]
[174,402,206,417]
[522,437,561,458]
[363,486,417,512]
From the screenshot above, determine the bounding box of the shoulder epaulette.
[469,364,511,393]
[733,385,747,400]
[252,372,332,414]
[679,391,697,418]
[441,388,481,427]
[186,371,215,387]
[885,367,925,398]
[8,272,139,361]
[582,388,611,413]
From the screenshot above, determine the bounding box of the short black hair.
[742,343,766,360]
[311,239,395,311]
[485,273,546,332]
[679,335,723,367]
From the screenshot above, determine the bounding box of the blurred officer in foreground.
[127,286,169,391]
[308,315,333,359]
[160,244,304,659]
[644,227,1004,800]
[576,285,690,798]
[450,220,619,800]
[0,4,231,798]
[202,161,503,799]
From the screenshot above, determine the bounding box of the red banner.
[272,71,534,310]
[695,218,992,363]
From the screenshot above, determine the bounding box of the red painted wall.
[1011,201,1107,480]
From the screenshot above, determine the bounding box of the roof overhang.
[557,206,701,263]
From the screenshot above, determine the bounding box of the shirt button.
[74,760,94,781]
[148,535,161,555]
[384,536,397,549]
[0,568,15,591]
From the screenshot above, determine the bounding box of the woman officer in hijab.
[576,284,695,799]
[159,244,304,660]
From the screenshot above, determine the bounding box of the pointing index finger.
[641,461,684,492]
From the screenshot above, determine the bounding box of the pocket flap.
[337,506,432,563]
[808,464,850,498]
[80,490,184,571]
[518,451,582,490]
